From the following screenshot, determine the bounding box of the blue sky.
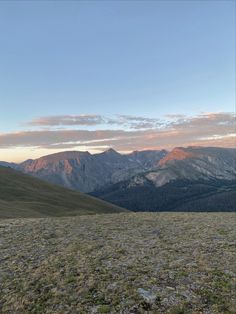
[0,0,235,161]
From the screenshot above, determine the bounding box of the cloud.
[26,114,162,130]
[1,112,235,154]
[165,114,187,119]
[26,115,105,126]
[0,129,129,148]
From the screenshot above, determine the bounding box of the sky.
[0,0,235,162]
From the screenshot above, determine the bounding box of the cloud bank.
[1,113,235,156]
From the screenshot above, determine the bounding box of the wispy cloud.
[26,114,105,126]
[26,114,162,130]
[1,112,235,154]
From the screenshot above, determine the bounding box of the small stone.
[107,282,117,290]
[137,288,157,303]
[224,270,235,277]
[186,262,197,267]
[161,298,169,306]
[152,229,160,235]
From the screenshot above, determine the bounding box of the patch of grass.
[98,305,111,313]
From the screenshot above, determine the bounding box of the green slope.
[0,166,128,218]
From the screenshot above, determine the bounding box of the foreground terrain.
[0,213,235,313]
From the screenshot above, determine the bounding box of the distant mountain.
[17,149,167,192]
[0,161,18,169]
[92,147,236,212]
[127,149,167,168]
[145,147,236,187]
[159,146,236,167]
[1,146,235,211]
[0,166,127,218]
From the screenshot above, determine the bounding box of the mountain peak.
[39,150,91,161]
[158,147,198,166]
[104,148,120,155]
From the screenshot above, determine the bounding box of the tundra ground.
[0,213,235,313]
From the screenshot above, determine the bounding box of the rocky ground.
[0,213,235,313]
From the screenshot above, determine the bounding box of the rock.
[107,282,117,290]
[137,288,157,303]
[224,270,235,277]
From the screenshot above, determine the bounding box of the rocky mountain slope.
[146,147,236,187]
[17,148,167,192]
[92,147,236,212]
[92,178,236,212]
[0,166,127,218]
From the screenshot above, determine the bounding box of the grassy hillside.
[0,166,127,218]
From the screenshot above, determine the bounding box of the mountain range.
[92,147,236,211]
[1,146,235,212]
[1,148,167,193]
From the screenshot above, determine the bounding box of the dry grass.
[0,212,235,313]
